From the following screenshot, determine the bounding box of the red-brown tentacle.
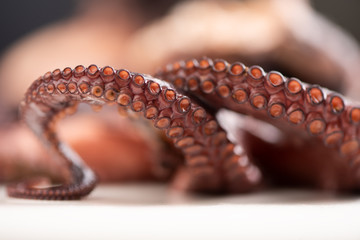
[156,58,360,189]
[7,64,261,200]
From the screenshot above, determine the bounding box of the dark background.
[0,0,359,55]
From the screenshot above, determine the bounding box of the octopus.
[6,57,360,200]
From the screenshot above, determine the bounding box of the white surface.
[1,183,360,240]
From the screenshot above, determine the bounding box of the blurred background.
[0,0,359,55]
[0,0,359,188]
[0,0,359,53]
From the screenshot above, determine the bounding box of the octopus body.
[7,58,360,200]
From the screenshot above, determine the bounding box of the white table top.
[1,183,360,240]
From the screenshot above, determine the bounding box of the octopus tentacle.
[8,64,261,200]
[156,57,360,188]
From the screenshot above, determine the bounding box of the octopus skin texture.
[7,58,360,200]
[157,58,360,191]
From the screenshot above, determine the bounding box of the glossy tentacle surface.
[156,58,360,190]
[8,64,261,199]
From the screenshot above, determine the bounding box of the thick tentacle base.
[9,64,261,200]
